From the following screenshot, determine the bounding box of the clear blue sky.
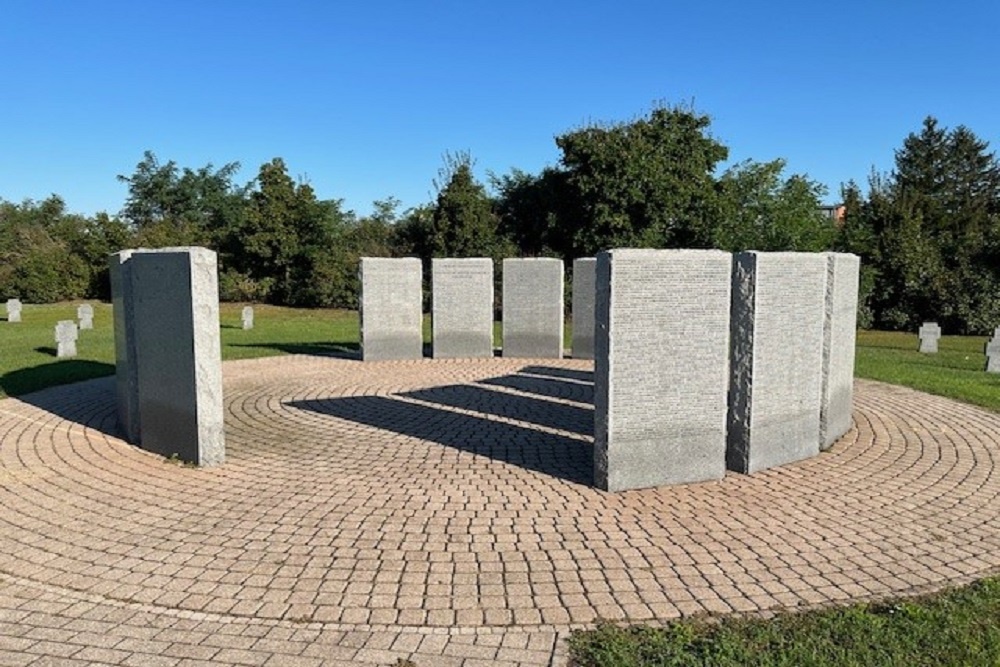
[2,0,998,217]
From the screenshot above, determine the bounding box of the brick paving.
[1,355,1000,666]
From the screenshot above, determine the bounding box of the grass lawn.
[4,303,1000,666]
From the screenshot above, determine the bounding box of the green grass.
[569,579,1000,667]
[855,330,1000,412]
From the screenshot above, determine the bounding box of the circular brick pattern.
[2,355,1000,634]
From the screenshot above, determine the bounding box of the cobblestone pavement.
[1,355,1000,666]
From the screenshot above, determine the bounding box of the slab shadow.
[229,342,362,360]
[519,365,594,383]
[34,346,58,357]
[287,395,593,485]
[479,374,594,405]
[2,361,122,438]
[401,384,592,435]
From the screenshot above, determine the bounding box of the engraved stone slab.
[242,306,254,330]
[6,298,21,323]
[572,258,596,360]
[918,322,941,353]
[594,249,732,491]
[432,258,493,359]
[728,251,827,474]
[109,250,139,443]
[55,320,78,358]
[819,253,860,450]
[360,257,423,361]
[129,247,225,466]
[502,258,563,359]
[77,303,94,330]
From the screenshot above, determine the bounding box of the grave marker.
[242,306,254,330]
[77,303,94,330]
[6,298,21,323]
[986,336,1000,373]
[55,320,78,358]
[918,322,941,353]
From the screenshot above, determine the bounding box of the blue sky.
[2,1,998,217]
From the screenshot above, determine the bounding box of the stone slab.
[6,298,21,323]
[572,258,596,360]
[502,258,563,359]
[594,249,732,491]
[728,251,826,474]
[55,320,78,358]
[77,303,94,330]
[241,306,254,330]
[360,257,423,361]
[919,322,941,353]
[109,251,140,443]
[129,247,225,466]
[819,253,860,450]
[431,258,493,358]
[986,337,1000,373]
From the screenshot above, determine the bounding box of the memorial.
[242,305,254,330]
[986,336,1000,373]
[77,303,94,330]
[55,320,78,358]
[127,247,225,466]
[572,258,596,360]
[819,253,861,450]
[109,251,140,444]
[6,298,21,323]
[918,322,941,353]
[360,257,423,361]
[594,249,732,491]
[502,258,563,358]
[728,251,827,474]
[431,258,493,358]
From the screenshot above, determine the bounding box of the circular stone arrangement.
[1,355,1000,634]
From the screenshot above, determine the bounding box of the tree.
[714,159,833,252]
[429,152,505,258]
[555,104,729,255]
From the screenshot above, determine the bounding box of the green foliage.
[555,104,729,255]
[847,117,1000,334]
[429,152,507,259]
[714,159,833,251]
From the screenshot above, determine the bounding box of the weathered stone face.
[819,253,861,450]
[360,257,423,361]
[6,298,22,323]
[77,303,94,330]
[593,249,732,492]
[728,251,827,474]
[241,305,254,330]
[502,258,564,359]
[431,258,493,359]
[571,258,596,360]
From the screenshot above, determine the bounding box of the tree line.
[1,105,997,333]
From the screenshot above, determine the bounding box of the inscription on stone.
[918,322,941,353]
[728,251,827,474]
[502,258,564,359]
[572,258,596,360]
[432,258,493,358]
[55,320,78,358]
[594,249,732,491]
[77,303,94,330]
[360,257,423,361]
